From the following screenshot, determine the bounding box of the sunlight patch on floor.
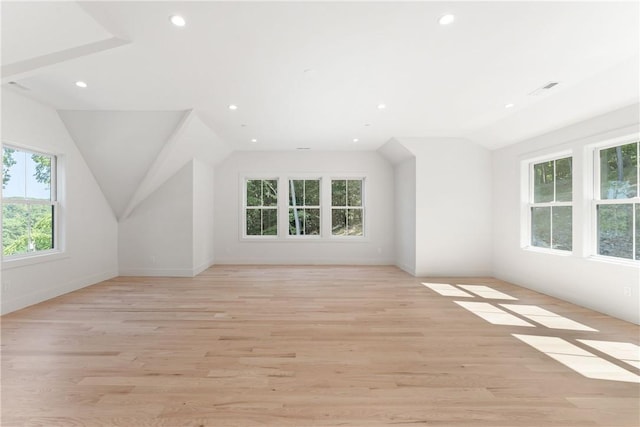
[421,283,474,297]
[578,339,640,369]
[454,301,534,327]
[457,285,518,300]
[513,334,640,383]
[500,304,597,331]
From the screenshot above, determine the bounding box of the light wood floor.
[1,265,639,426]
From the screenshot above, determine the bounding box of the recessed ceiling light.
[364,123,371,127]
[228,104,238,110]
[75,81,87,88]
[505,103,515,109]
[169,15,186,27]
[377,103,386,110]
[296,147,311,150]
[352,138,359,143]
[438,14,455,25]
[251,138,258,143]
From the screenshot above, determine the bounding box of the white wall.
[492,104,640,324]
[193,158,216,275]
[398,138,493,277]
[394,158,416,274]
[118,161,194,276]
[214,151,395,265]
[1,90,118,314]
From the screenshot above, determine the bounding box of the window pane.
[26,153,52,200]
[246,180,261,207]
[332,209,346,235]
[598,204,633,259]
[246,209,261,235]
[2,148,26,198]
[600,143,638,199]
[30,204,53,251]
[289,207,303,235]
[262,208,278,235]
[347,180,362,206]
[555,157,572,202]
[533,161,554,203]
[306,208,320,235]
[636,204,640,261]
[2,203,29,255]
[347,208,363,236]
[332,180,346,206]
[263,180,278,206]
[531,207,551,248]
[552,206,572,251]
[304,180,320,206]
[289,180,303,206]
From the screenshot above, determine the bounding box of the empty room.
[1,1,639,426]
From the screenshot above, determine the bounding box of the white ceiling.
[2,1,639,151]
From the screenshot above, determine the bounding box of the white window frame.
[242,177,279,239]
[522,151,573,255]
[330,177,366,239]
[2,142,60,262]
[287,177,322,239]
[592,137,640,263]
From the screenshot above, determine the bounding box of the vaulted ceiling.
[2,1,639,215]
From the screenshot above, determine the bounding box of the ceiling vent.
[529,81,560,96]
[7,81,30,91]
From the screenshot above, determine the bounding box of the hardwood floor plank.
[2,265,638,426]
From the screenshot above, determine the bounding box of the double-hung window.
[595,141,639,260]
[2,145,57,257]
[288,179,320,236]
[529,156,573,251]
[244,178,278,236]
[331,179,364,237]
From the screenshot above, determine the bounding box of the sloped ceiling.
[58,110,187,218]
[121,110,232,219]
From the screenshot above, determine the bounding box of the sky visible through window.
[3,149,50,200]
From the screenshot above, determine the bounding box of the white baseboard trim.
[395,262,416,276]
[193,257,215,276]
[118,267,194,277]
[1,269,118,315]
[213,257,395,266]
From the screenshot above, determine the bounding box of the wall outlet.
[2,281,10,292]
[623,286,632,297]
[150,256,156,265]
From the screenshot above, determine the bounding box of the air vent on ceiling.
[8,81,30,91]
[529,81,560,96]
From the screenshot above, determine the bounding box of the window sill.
[522,246,573,257]
[2,251,68,270]
[587,255,640,268]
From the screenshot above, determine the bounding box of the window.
[331,179,364,236]
[244,179,278,236]
[2,145,57,257]
[595,141,639,260]
[288,179,320,236]
[529,156,572,251]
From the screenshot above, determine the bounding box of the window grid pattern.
[245,179,278,236]
[331,179,364,237]
[2,145,57,257]
[288,179,320,236]
[529,157,573,251]
[595,141,640,260]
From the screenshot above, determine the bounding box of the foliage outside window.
[596,141,640,260]
[331,179,364,236]
[289,179,320,236]
[245,179,278,236]
[2,145,56,257]
[530,156,572,251]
